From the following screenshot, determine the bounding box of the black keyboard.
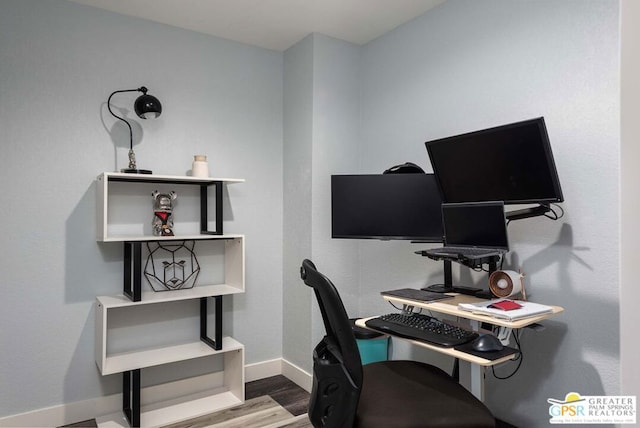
[365,313,478,348]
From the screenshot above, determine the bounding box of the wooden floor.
[63,374,518,427]
[63,375,310,428]
[245,375,309,417]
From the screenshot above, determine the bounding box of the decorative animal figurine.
[152,190,177,236]
[144,241,200,291]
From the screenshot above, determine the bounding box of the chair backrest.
[300,259,363,427]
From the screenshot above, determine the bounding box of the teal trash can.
[350,318,389,365]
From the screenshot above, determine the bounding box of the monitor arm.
[505,203,551,221]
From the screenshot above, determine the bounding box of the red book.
[489,300,523,311]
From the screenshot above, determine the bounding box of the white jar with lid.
[192,155,209,178]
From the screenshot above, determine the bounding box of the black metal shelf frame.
[123,369,140,427]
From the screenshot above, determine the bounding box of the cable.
[468,255,503,272]
[505,203,564,223]
[544,203,564,220]
[387,300,425,315]
[388,301,405,311]
[491,328,524,379]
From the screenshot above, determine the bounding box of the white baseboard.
[0,358,312,427]
[244,357,312,392]
[281,359,312,393]
[245,358,283,382]
[0,394,122,428]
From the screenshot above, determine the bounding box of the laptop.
[422,201,509,261]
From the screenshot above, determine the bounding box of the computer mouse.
[471,334,504,352]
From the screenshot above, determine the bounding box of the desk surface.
[360,293,564,400]
[381,293,563,329]
[358,293,564,367]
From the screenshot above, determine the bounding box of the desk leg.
[467,320,485,401]
[458,358,485,401]
[470,363,485,401]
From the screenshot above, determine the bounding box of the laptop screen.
[442,201,509,250]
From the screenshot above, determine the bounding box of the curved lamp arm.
[107,88,138,151]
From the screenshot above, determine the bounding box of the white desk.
[357,293,564,400]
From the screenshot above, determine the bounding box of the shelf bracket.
[200,182,223,235]
[124,242,142,302]
[200,296,223,350]
[123,369,141,427]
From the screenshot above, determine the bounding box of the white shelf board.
[143,390,243,428]
[97,284,244,308]
[100,172,245,184]
[96,390,243,428]
[101,337,243,375]
[99,233,244,243]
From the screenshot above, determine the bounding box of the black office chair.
[300,259,495,428]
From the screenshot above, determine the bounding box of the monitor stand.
[421,260,482,295]
[453,285,483,296]
[420,258,496,297]
[475,290,494,299]
[422,260,454,293]
[424,283,453,293]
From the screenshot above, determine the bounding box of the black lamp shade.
[134,93,162,119]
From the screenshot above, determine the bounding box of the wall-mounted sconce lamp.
[107,86,162,174]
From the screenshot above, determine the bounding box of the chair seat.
[356,360,495,428]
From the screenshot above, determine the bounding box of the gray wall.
[282,35,314,371]
[282,34,361,372]
[0,0,283,418]
[357,1,620,426]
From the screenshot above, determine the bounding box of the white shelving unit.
[94,172,246,427]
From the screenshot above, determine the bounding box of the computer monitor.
[331,174,443,242]
[442,201,509,251]
[425,117,563,220]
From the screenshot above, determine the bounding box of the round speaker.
[489,270,525,299]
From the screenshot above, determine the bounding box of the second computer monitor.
[442,201,509,251]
